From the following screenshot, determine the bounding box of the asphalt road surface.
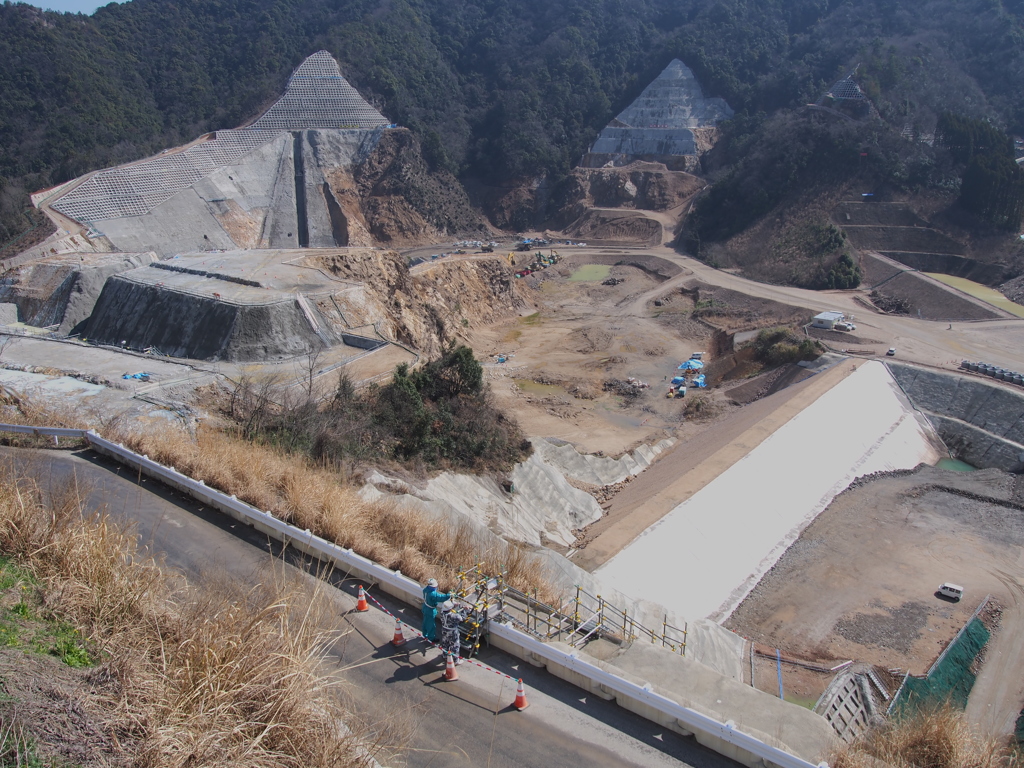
[0,446,742,768]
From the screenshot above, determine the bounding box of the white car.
[886,347,896,356]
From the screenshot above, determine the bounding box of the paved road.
[1,446,740,768]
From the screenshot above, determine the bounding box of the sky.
[25,0,124,14]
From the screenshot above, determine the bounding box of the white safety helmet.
[441,600,455,611]
[427,578,438,587]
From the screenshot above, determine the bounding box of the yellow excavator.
[507,252,516,267]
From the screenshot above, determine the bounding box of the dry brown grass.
[110,423,553,600]
[829,704,1020,768]
[0,461,378,768]
[0,392,89,449]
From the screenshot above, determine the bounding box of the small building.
[811,311,846,330]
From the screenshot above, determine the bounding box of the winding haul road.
[0,445,741,768]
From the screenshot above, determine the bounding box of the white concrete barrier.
[0,423,823,768]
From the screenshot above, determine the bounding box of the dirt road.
[965,572,1024,737]
[643,244,1024,373]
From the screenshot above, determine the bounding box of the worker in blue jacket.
[421,578,450,643]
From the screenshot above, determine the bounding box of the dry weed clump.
[112,424,553,599]
[829,704,1020,768]
[0,392,89,449]
[0,461,376,768]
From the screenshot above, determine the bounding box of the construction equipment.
[452,565,505,659]
[507,252,516,267]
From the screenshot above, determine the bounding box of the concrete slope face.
[584,59,732,169]
[596,361,943,623]
[44,51,388,256]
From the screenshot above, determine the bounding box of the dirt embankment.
[0,209,56,262]
[870,271,1001,321]
[323,128,488,247]
[312,250,525,358]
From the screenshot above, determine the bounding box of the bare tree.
[302,342,326,401]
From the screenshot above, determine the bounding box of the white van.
[938,583,964,601]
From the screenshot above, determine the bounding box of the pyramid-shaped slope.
[587,59,732,166]
[47,51,388,231]
[248,51,389,131]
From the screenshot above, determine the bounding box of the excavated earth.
[79,249,524,362]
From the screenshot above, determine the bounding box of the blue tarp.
[692,374,706,387]
[671,376,686,385]
[678,359,704,370]
[122,372,151,381]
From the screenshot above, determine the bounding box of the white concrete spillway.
[596,361,943,622]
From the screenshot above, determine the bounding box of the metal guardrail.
[0,422,823,768]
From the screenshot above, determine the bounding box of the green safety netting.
[893,618,990,715]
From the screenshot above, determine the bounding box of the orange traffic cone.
[512,678,529,710]
[444,653,459,681]
[355,585,369,612]
[391,616,406,646]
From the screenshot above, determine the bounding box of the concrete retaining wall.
[0,422,829,768]
[887,362,1024,471]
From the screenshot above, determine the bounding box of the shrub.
[751,327,823,366]
[236,343,531,472]
[830,702,1015,768]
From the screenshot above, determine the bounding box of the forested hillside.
[3,0,1024,249]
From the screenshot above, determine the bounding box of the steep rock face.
[550,163,702,230]
[311,250,524,357]
[351,129,487,245]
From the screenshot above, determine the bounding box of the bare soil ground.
[870,271,1003,321]
[726,465,1024,725]
[464,248,813,455]
[0,573,127,767]
[466,252,699,454]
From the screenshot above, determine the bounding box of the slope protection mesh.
[51,130,273,223]
[248,50,388,131]
[612,59,732,130]
[828,77,866,100]
[589,59,732,159]
[49,51,388,225]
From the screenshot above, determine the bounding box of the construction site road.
[1,446,741,768]
[642,244,1024,373]
[965,571,1024,738]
